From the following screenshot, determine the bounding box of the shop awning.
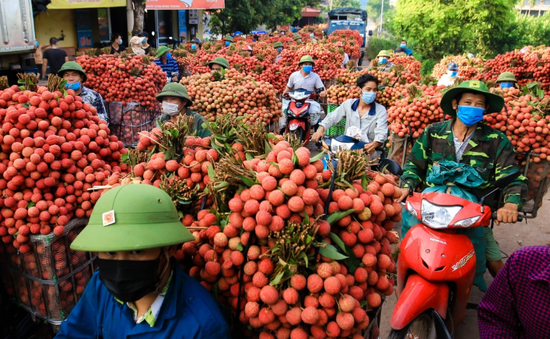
[47,0,126,9]
[302,7,321,17]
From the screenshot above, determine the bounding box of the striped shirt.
[154,57,179,81]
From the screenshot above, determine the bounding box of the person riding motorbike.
[157,83,211,138]
[376,50,395,72]
[281,55,326,130]
[223,36,233,47]
[312,73,388,158]
[293,34,303,43]
[495,71,518,89]
[190,38,202,51]
[398,80,528,278]
[437,62,460,87]
[54,184,231,338]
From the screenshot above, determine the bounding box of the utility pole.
[379,0,384,32]
[330,0,333,10]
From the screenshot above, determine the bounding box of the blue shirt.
[55,264,231,339]
[404,48,413,56]
[80,86,108,124]
[154,57,179,79]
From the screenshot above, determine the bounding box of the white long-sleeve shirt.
[320,99,388,144]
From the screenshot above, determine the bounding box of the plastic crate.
[326,103,346,136]
[107,101,162,147]
[1,218,96,325]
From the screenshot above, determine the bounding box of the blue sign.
[178,10,187,42]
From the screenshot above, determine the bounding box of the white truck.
[0,0,38,84]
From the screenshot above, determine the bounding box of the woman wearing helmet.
[438,62,460,87]
[156,83,211,138]
[55,184,231,338]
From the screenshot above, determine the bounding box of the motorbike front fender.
[390,274,449,330]
[288,119,306,131]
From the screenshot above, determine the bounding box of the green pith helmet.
[58,62,87,83]
[299,55,315,66]
[223,36,233,42]
[377,50,391,58]
[293,34,302,41]
[440,80,505,117]
[157,45,170,58]
[156,83,193,107]
[70,184,194,252]
[208,57,230,70]
[496,71,517,83]
[274,41,284,48]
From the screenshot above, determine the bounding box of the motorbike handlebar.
[491,211,523,222]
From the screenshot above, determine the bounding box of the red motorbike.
[380,159,521,339]
[283,88,322,145]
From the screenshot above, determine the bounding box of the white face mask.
[162,101,181,116]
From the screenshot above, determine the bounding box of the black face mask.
[97,252,167,302]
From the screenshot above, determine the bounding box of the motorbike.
[282,88,323,145]
[379,158,522,339]
[317,135,386,171]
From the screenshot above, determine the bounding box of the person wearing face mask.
[130,36,146,56]
[138,31,152,55]
[495,71,518,89]
[223,35,233,47]
[398,80,528,278]
[157,83,211,138]
[312,74,387,157]
[54,184,231,339]
[437,62,460,87]
[376,50,395,72]
[57,62,108,124]
[274,42,284,64]
[190,37,202,52]
[336,42,349,68]
[281,55,326,130]
[293,34,303,44]
[154,46,179,83]
[110,33,126,54]
[398,39,413,56]
[309,31,317,43]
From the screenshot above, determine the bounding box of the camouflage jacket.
[402,120,527,209]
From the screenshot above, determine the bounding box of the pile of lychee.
[174,140,400,338]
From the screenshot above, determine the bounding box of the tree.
[132,1,146,37]
[392,0,518,60]
[323,0,362,12]
[366,0,390,21]
[209,0,321,35]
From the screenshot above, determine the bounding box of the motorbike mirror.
[380,159,403,176]
[494,171,521,189]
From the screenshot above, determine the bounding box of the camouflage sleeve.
[401,128,431,190]
[495,136,528,210]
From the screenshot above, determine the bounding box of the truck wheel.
[388,311,437,339]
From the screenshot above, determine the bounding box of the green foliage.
[209,0,321,34]
[502,13,550,51]
[420,58,436,76]
[366,0,391,21]
[367,36,399,60]
[392,0,517,60]
[323,0,362,11]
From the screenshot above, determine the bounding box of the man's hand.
[311,127,325,143]
[495,203,519,225]
[363,142,379,154]
[398,187,410,202]
[172,76,178,83]
[319,90,327,98]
